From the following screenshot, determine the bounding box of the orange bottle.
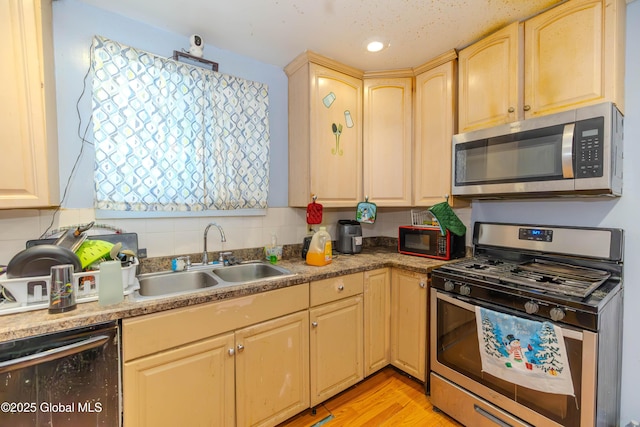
[305,227,332,266]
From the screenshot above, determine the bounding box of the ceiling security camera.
[189,34,204,57]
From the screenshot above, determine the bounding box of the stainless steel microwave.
[452,102,623,198]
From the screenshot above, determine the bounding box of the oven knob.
[524,301,539,314]
[550,307,566,322]
[459,284,471,296]
[444,281,455,292]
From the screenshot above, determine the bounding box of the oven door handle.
[0,335,110,374]
[474,404,513,427]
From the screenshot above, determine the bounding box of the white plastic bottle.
[306,227,332,266]
[99,260,124,306]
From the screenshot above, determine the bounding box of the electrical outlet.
[138,248,147,259]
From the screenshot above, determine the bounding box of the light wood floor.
[278,367,462,427]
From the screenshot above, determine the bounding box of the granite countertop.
[0,246,453,343]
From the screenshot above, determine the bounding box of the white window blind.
[91,36,270,212]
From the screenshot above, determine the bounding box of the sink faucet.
[202,222,226,265]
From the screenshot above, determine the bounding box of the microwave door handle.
[0,334,110,374]
[562,123,575,178]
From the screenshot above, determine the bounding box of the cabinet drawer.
[310,272,363,306]
[431,373,531,427]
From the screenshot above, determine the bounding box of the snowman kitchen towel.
[475,306,575,396]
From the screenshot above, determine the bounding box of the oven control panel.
[519,227,553,242]
[574,116,605,178]
[433,274,598,330]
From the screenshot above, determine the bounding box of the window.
[91,36,270,213]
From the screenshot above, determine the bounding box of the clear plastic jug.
[306,227,332,266]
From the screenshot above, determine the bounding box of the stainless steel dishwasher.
[0,321,120,426]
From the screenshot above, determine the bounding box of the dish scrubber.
[75,240,115,269]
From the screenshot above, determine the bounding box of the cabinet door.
[235,311,310,427]
[364,268,391,376]
[363,78,412,206]
[524,0,625,117]
[309,63,363,206]
[413,61,456,207]
[390,269,428,381]
[0,0,58,208]
[310,296,364,405]
[458,22,522,132]
[123,332,235,427]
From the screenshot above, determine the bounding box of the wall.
[52,0,289,209]
[471,2,639,422]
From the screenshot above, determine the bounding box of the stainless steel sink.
[133,262,295,300]
[209,262,292,283]
[137,270,219,297]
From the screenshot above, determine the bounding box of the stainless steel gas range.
[430,222,623,427]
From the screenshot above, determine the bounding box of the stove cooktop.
[439,256,611,300]
[433,261,623,333]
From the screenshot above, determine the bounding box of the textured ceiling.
[77,0,565,71]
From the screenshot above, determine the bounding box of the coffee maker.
[336,220,363,254]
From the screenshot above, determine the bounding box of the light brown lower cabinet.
[235,310,310,427]
[309,295,364,406]
[122,285,309,427]
[390,268,428,381]
[308,273,365,406]
[364,268,391,376]
[123,332,236,426]
[122,267,432,425]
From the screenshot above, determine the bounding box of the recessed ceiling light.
[364,37,389,53]
[367,41,385,52]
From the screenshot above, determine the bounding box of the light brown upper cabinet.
[458,22,522,133]
[286,52,364,208]
[0,0,59,208]
[458,0,626,132]
[413,51,464,207]
[363,73,413,207]
[524,0,625,118]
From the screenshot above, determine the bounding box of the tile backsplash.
[0,206,472,265]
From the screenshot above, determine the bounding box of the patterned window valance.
[91,36,270,212]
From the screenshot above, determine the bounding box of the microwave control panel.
[574,117,604,178]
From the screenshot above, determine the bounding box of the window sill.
[95,208,267,219]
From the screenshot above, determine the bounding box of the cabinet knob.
[508,107,515,113]
[237,344,245,352]
[228,348,235,356]
[523,105,531,111]
[419,282,426,288]
[337,284,345,291]
[311,321,318,328]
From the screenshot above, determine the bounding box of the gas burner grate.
[441,257,611,300]
[440,258,518,282]
[503,260,610,299]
